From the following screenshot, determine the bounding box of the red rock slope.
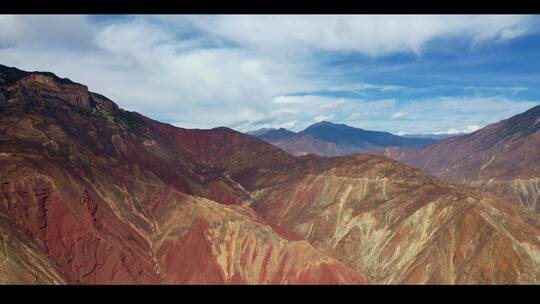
[146,112,540,284]
[1,64,539,284]
[0,65,360,284]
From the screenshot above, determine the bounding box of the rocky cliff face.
[1,64,539,284]
[371,105,540,212]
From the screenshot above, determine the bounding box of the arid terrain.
[0,64,539,284]
[372,105,540,213]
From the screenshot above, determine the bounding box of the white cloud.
[279,121,297,129]
[319,99,346,110]
[0,15,96,51]
[0,16,318,130]
[274,95,309,104]
[313,114,335,122]
[434,128,461,135]
[432,125,479,135]
[386,96,539,134]
[327,82,406,95]
[0,15,538,134]
[463,125,481,133]
[391,112,407,119]
[176,15,535,57]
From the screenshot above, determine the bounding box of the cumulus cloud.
[175,15,535,57]
[0,15,538,134]
[0,16,317,129]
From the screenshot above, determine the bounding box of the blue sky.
[1,15,540,134]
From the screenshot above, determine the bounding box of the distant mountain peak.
[247,126,296,140]
[248,120,438,157]
[300,121,436,150]
[311,121,345,127]
[307,121,367,132]
[313,120,333,125]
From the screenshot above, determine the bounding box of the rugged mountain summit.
[372,104,540,212]
[247,121,437,157]
[1,64,539,284]
[0,65,360,284]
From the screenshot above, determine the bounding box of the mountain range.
[402,133,465,140]
[371,104,540,213]
[247,122,438,157]
[0,64,539,284]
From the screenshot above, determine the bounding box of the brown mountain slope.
[155,123,540,283]
[152,193,360,284]
[0,215,67,284]
[248,154,540,284]
[0,65,360,284]
[371,105,540,212]
[264,133,364,157]
[1,64,539,284]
